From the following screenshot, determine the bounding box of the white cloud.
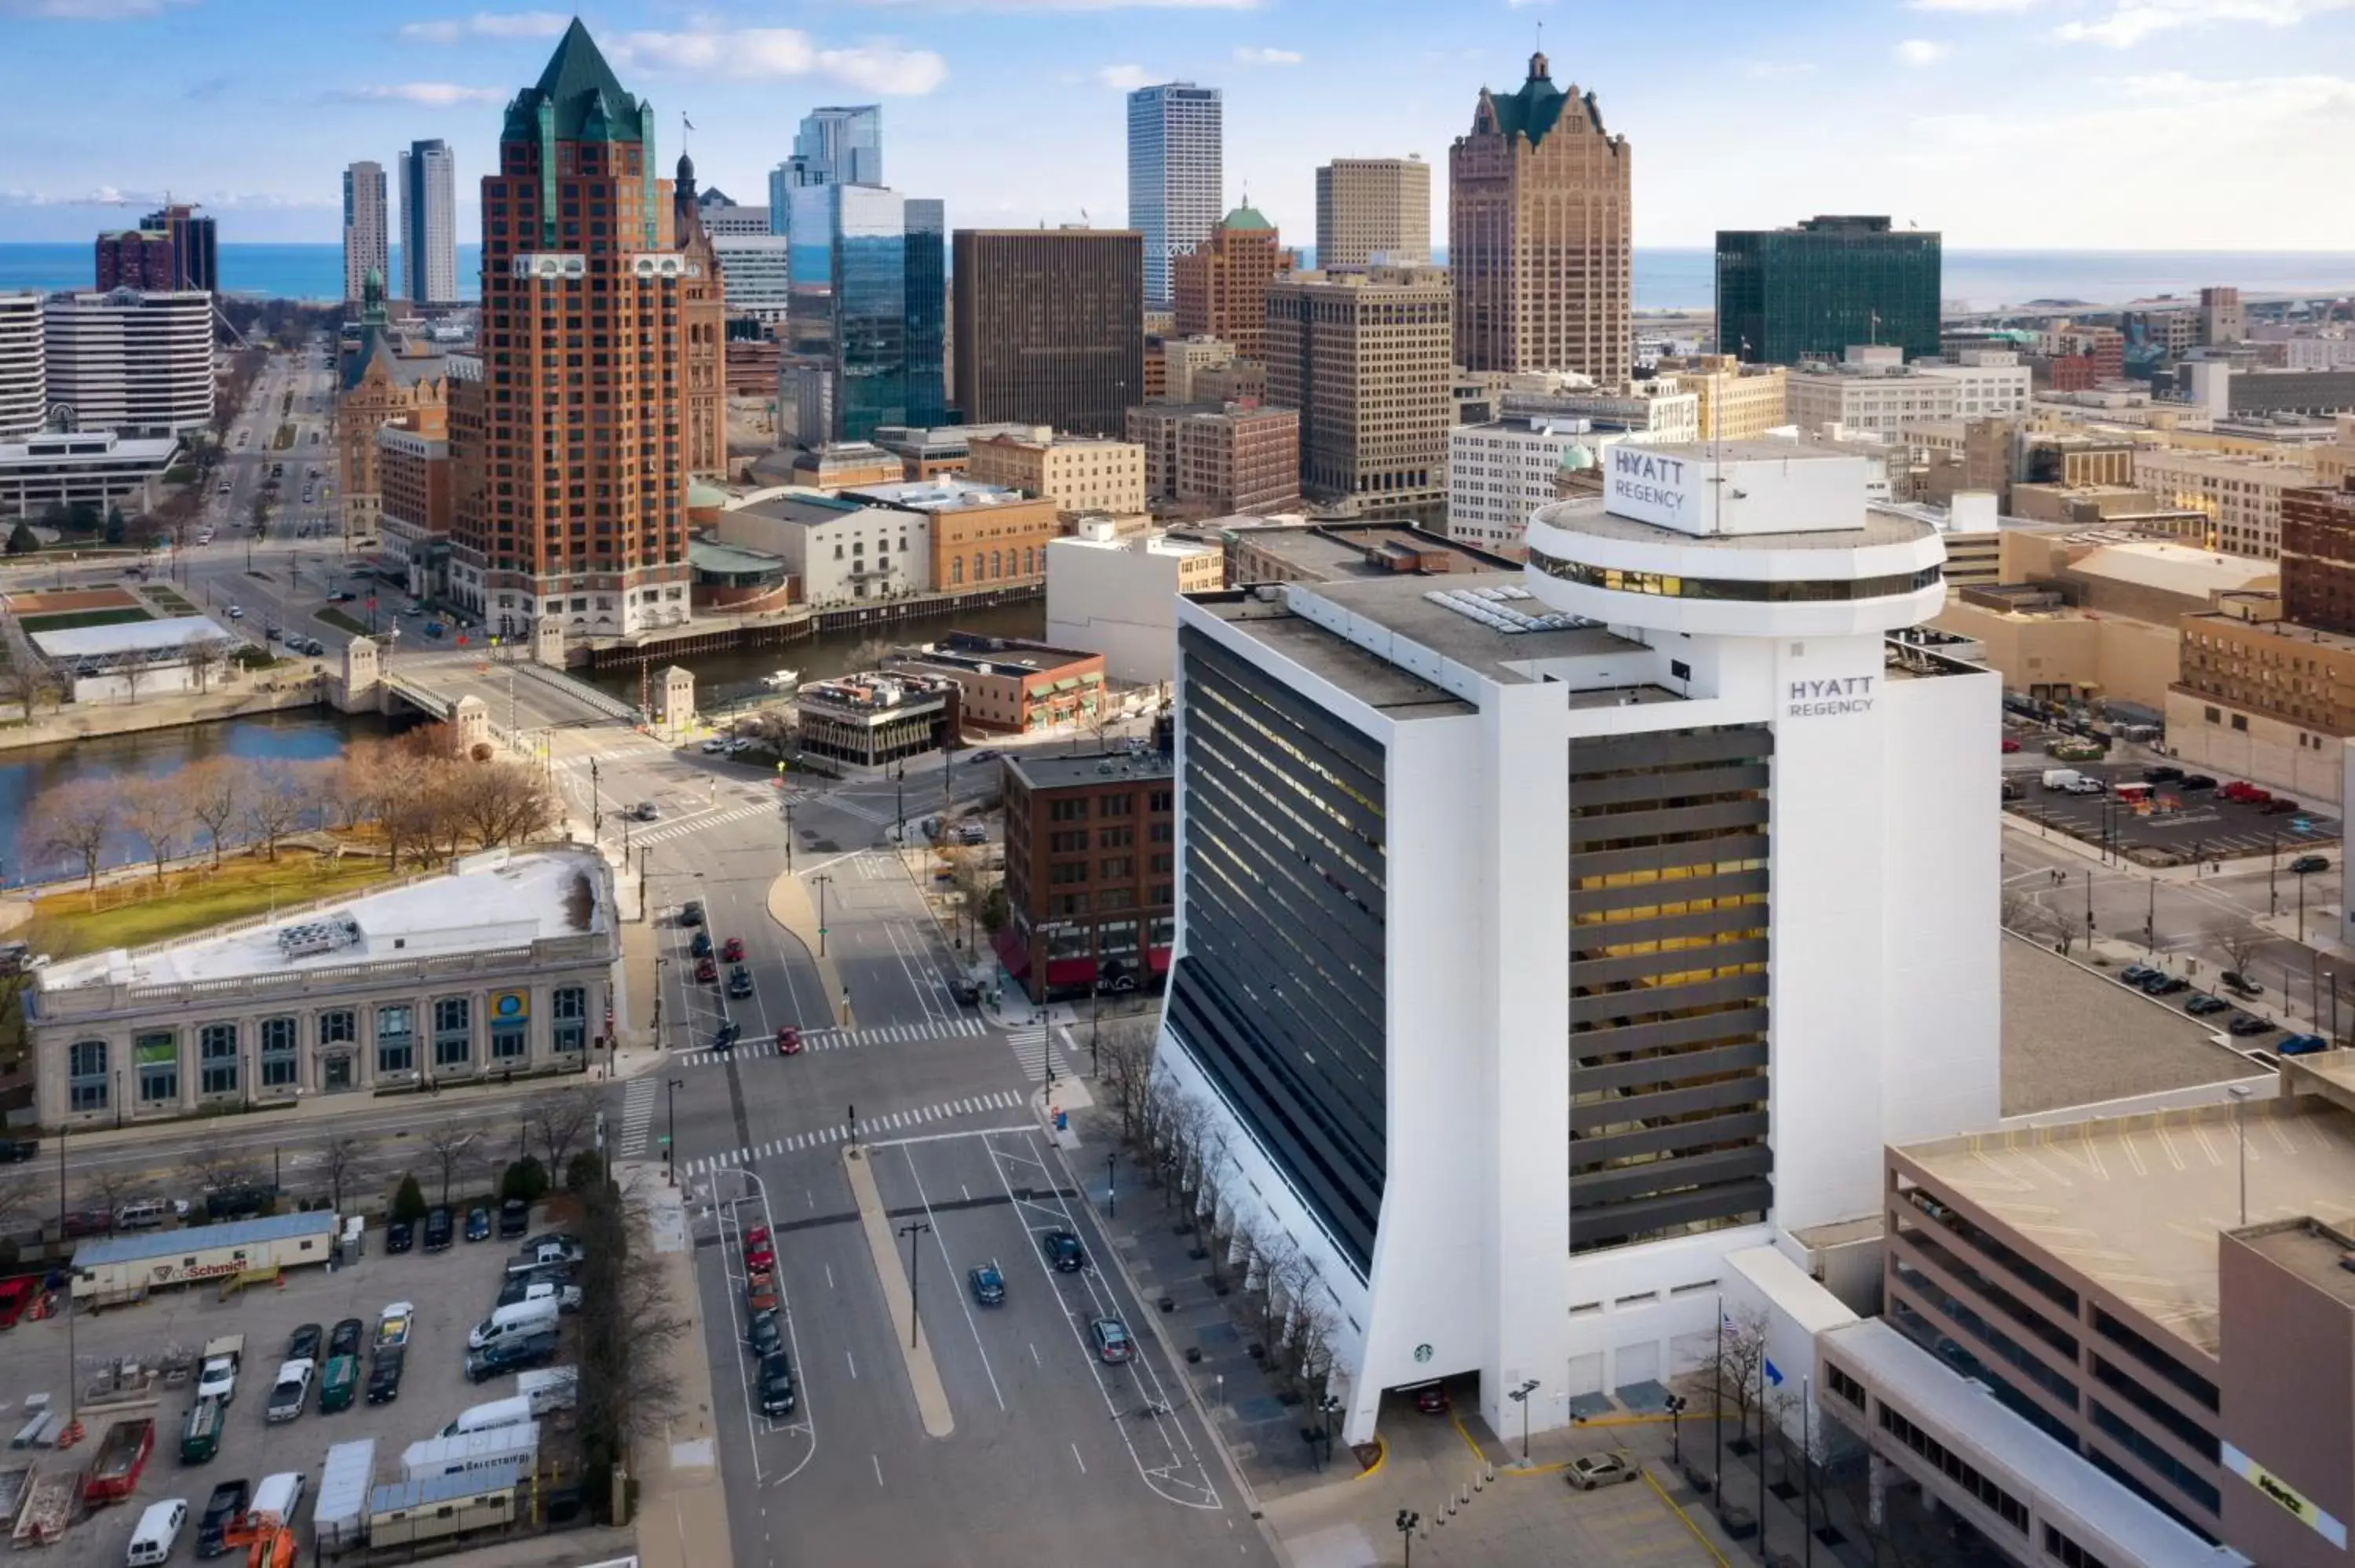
[1097,64,1155,89]
[612,27,947,93]
[1232,46,1302,64]
[2058,0,2355,46]
[1905,0,2040,9]
[398,11,570,44]
[849,0,1254,9]
[818,44,949,95]
[341,82,507,106]
[0,0,187,16]
[1743,60,1818,78]
[0,187,331,210]
[1894,37,1953,63]
[1504,0,1556,8]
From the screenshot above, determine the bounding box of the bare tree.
[184,757,244,866]
[420,1126,481,1206]
[530,1090,597,1176]
[1998,886,2042,936]
[1707,1307,1774,1453]
[119,775,195,882]
[318,1132,371,1212]
[446,759,557,849]
[183,637,225,695]
[242,762,312,861]
[2220,925,2266,981]
[1098,1016,1157,1144]
[28,778,117,896]
[0,659,55,721]
[183,1144,266,1201]
[0,1170,44,1245]
[76,1168,148,1233]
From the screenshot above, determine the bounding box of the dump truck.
[80,1417,155,1504]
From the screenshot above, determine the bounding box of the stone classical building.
[28,849,615,1128]
[966,430,1147,517]
[1264,265,1452,520]
[1451,50,1631,385]
[1315,156,1432,269]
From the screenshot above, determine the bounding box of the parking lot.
[0,1204,573,1566]
[2006,758,2340,864]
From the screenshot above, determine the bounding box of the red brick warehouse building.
[996,749,1175,1003]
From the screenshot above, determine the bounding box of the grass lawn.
[145,589,196,612]
[271,423,295,450]
[25,852,405,959]
[17,607,154,633]
[317,606,369,636]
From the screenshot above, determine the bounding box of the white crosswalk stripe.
[1007,1025,1074,1086]
[615,1077,658,1158]
[680,1090,1025,1173]
[667,1016,988,1067]
[628,802,779,846]
[827,796,899,825]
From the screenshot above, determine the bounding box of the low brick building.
[997,747,1175,1002]
[882,632,1104,734]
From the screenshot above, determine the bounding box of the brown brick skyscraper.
[1172,205,1293,362]
[1450,51,1631,385]
[455,19,700,640]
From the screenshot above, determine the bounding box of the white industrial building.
[1044,518,1223,684]
[1446,414,1665,558]
[716,488,931,606]
[41,290,213,437]
[0,292,42,439]
[1785,345,2028,436]
[1153,441,2000,1448]
[713,235,792,325]
[0,428,177,519]
[28,614,233,702]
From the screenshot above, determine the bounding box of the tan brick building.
[1450,51,1631,384]
[1314,157,1431,269]
[965,431,1147,516]
[1171,206,1293,363]
[334,328,447,549]
[1264,265,1451,518]
[2134,447,2317,559]
[1653,355,1787,442]
[1126,403,1299,518]
[839,477,1061,596]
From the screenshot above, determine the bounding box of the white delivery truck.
[514,1368,578,1418]
[400,1422,539,1485]
[438,1397,532,1439]
[2041,768,2083,790]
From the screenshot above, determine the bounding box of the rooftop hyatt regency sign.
[1787,675,1875,719]
[1607,448,1696,531]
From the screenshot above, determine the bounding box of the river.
[0,711,417,888]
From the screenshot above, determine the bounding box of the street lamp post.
[1319,1395,1344,1468]
[1106,1150,1118,1219]
[812,874,833,958]
[1395,1510,1418,1568]
[664,1076,683,1187]
[590,757,602,840]
[1040,1007,1055,1097]
[897,1220,931,1350]
[1508,1379,1539,1461]
[2231,1083,2254,1227]
[2083,868,2094,937]
[1665,1393,1689,1465]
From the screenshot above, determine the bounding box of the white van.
[126,1498,187,1566]
[516,1367,578,1417]
[439,1395,532,1439]
[249,1471,305,1526]
[466,1298,558,1351]
[500,1279,582,1315]
[113,1198,168,1231]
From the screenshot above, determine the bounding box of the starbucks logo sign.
[1414,1344,1433,1364]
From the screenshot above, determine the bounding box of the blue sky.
[5,0,2355,250]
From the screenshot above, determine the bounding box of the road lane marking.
[1072,1442,1087,1474]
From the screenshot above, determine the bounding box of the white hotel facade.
[1155,442,2000,1446]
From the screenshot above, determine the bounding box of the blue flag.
[1764,1358,1784,1387]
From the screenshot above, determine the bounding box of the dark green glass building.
[1714,215,1941,366]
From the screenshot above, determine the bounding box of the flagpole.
[1758,1347,1769,1555]
[1714,1296,1724,1503]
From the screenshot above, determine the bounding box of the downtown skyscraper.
[1451,50,1632,385]
[342,161,389,304]
[398,138,458,305]
[766,105,882,233]
[451,19,714,639]
[782,183,943,443]
[1126,82,1221,308]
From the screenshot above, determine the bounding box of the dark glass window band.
[1530,547,1941,603]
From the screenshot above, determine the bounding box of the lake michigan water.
[9,242,2355,314]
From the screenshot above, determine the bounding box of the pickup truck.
[195,1334,244,1406]
[265,1358,314,1423]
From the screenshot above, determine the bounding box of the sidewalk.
[628,1172,735,1568]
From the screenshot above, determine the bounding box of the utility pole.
[898,1220,931,1350]
[2145,877,2156,959]
[2084,867,2094,935]
[812,874,833,958]
[664,1076,683,1186]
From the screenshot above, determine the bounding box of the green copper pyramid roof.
[1221,205,1272,232]
[503,18,649,144]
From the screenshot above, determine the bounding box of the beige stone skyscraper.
[1263,264,1451,520]
[1450,51,1631,385]
[1313,157,1431,269]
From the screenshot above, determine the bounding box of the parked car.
[968,1264,1006,1306]
[951,977,982,1006]
[2291,855,2331,875]
[465,1207,491,1243]
[2185,994,2231,1015]
[1567,1453,1642,1490]
[2000,738,2021,753]
[327,1318,363,1361]
[690,931,714,958]
[285,1323,324,1362]
[955,822,988,846]
[2265,797,2302,815]
[695,957,717,984]
[2280,1034,2331,1056]
[2181,774,2219,790]
[720,937,745,961]
[2223,971,2263,997]
[1090,1317,1133,1364]
[675,895,700,922]
[423,1207,455,1252]
[727,965,754,998]
[743,1227,774,1271]
[385,1220,414,1254]
[746,1311,783,1358]
[265,1358,314,1422]
[1040,1230,1084,1272]
[2141,974,2191,997]
[195,1479,250,1559]
[498,1198,531,1238]
[746,1269,779,1315]
[758,1352,798,1417]
[2145,765,2185,783]
[2120,965,2159,986]
[2229,1015,2277,1037]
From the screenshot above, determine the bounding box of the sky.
[5,0,2355,251]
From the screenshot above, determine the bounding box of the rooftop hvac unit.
[277,916,362,960]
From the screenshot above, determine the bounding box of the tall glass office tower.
[397,138,458,305]
[767,105,882,235]
[786,184,944,442]
[1126,82,1221,308]
[1714,215,1942,366]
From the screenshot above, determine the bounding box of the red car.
[721,936,745,961]
[744,1226,771,1251]
[776,1026,802,1056]
[745,1238,776,1273]
[1415,1384,1451,1415]
[695,957,717,983]
[2000,738,2021,753]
